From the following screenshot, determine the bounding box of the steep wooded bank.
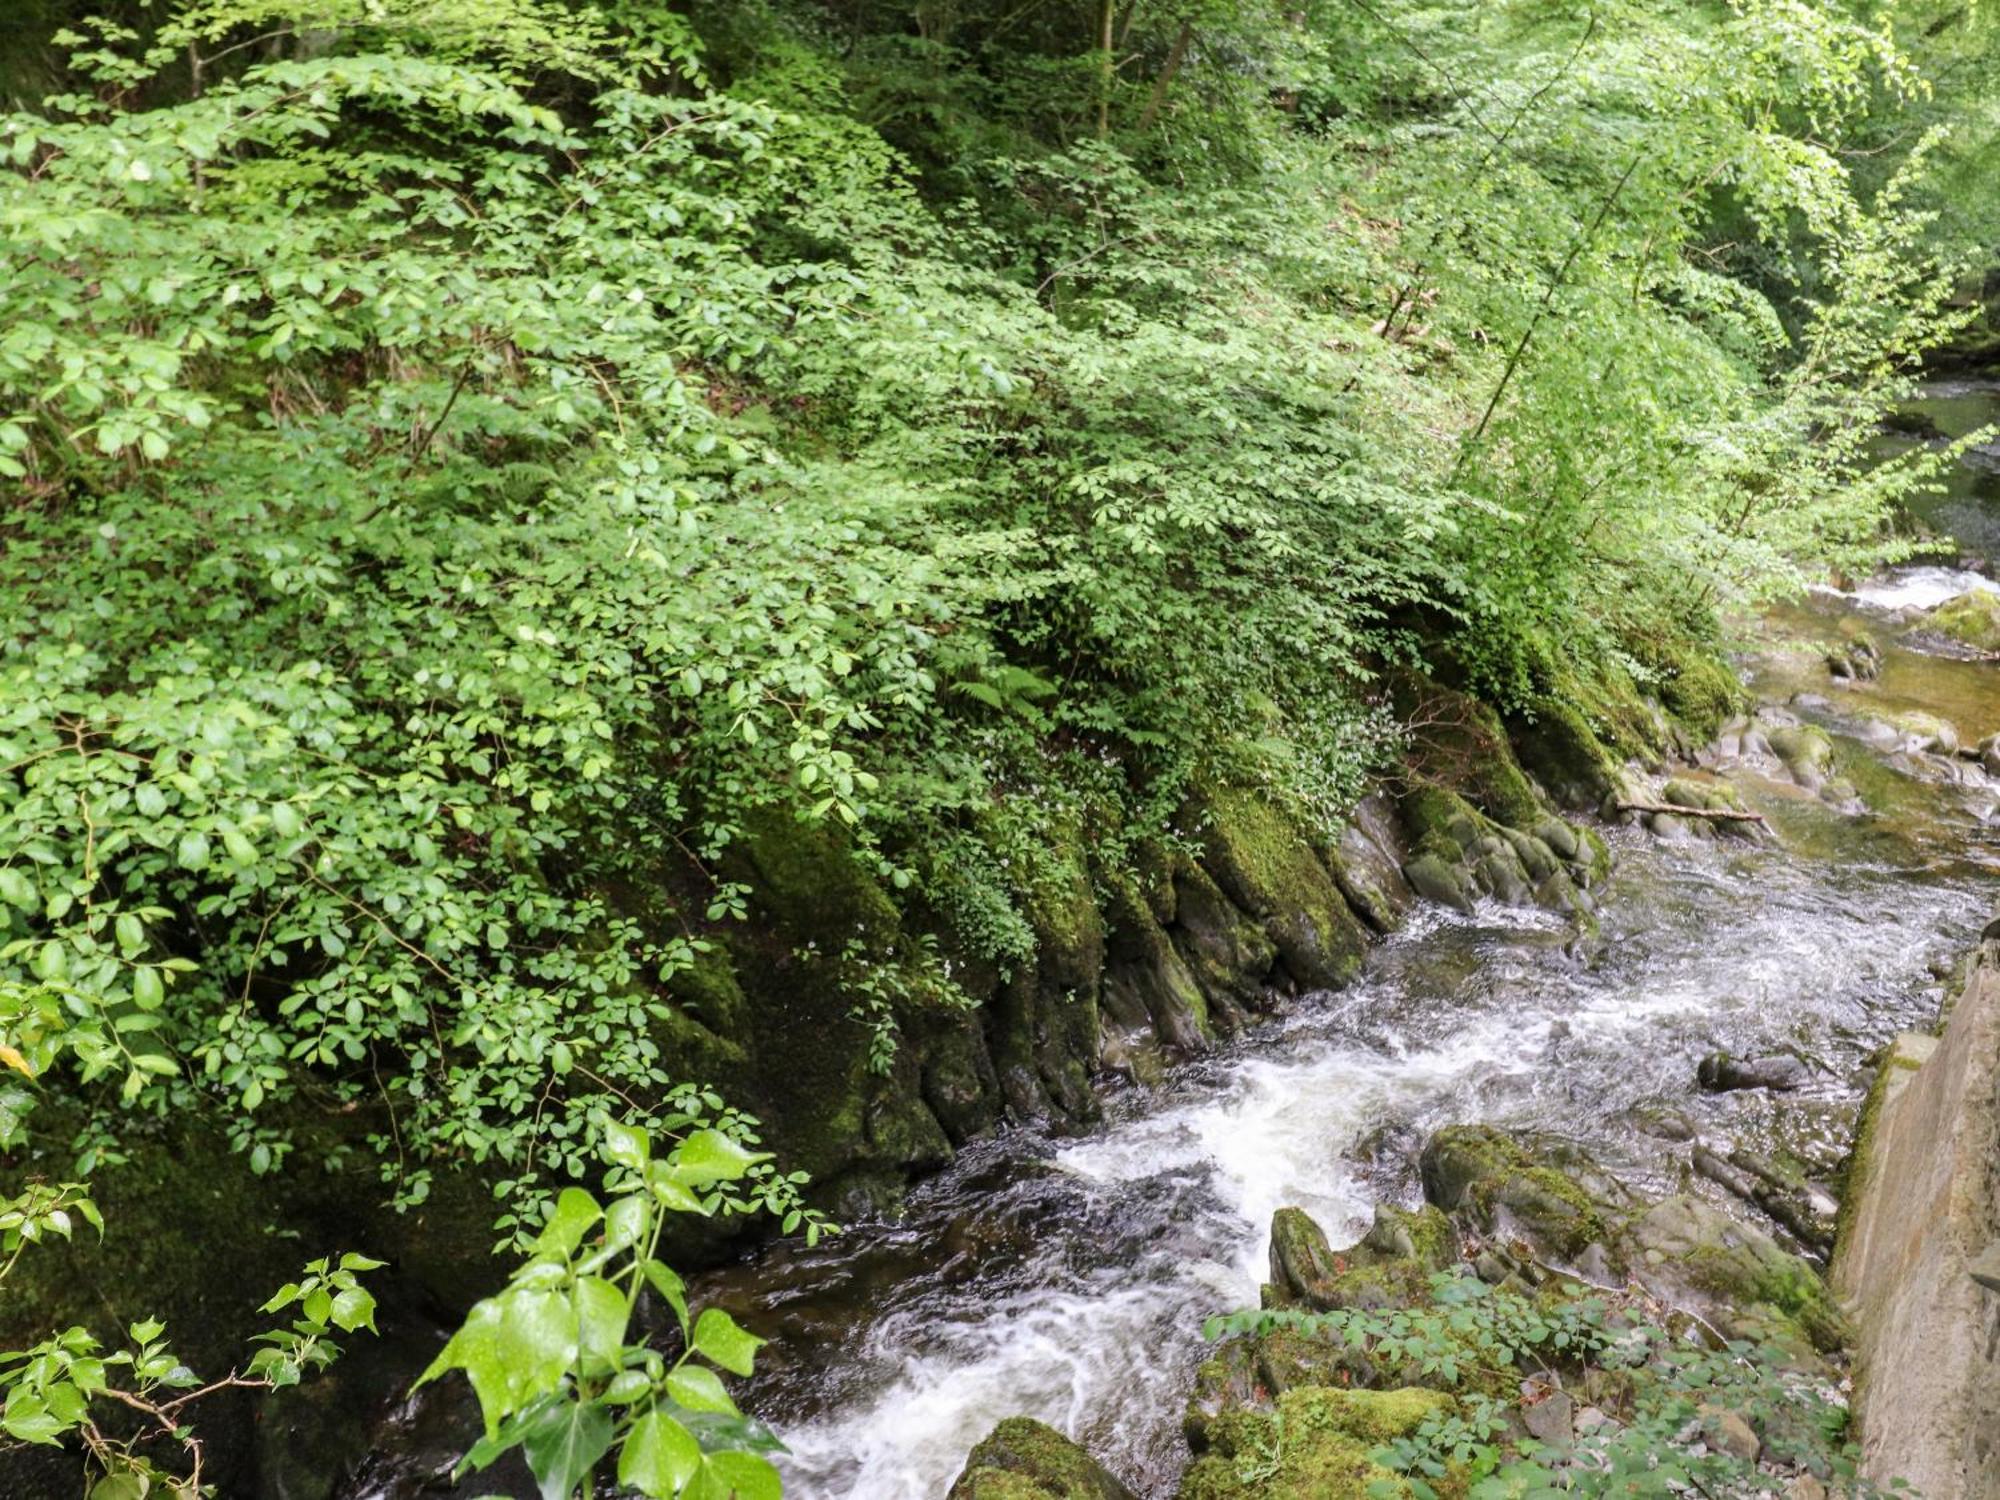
[5,0,2000,1495]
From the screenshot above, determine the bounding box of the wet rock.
[1267,1204,1456,1312]
[1823,636,1880,683]
[1196,784,1370,993]
[1629,1105,1698,1142]
[1697,1051,1809,1092]
[1330,796,1414,934]
[1767,724,1835,792]
[1403,852,1474,914]
[1509,698,1632,813]
[949,1416,1138,1500]
[1269,1206,1344,1307]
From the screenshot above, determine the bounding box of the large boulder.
[947,1417,1138,1500]
[1267,1204,1457,1312]
[1626,1194,1847,1354]
[1925,588,2000,651]
[1419,1125,1630,1266]
[1417,1126,1846,1353]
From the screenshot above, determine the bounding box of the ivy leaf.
[691,1307,763,1378]
[694,1451,782,1500]
[617,1409,702,1498]
[669,1130,769,1189]
[534,1188,602,1260]
[520,1397,614,1500]
[664,1363,737,1415]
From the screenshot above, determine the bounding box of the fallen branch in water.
[1615,801,1767,825]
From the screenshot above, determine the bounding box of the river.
[702,388,2000,1500]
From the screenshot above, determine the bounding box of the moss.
[1364,1204,1459,1272]
[1395,676,1547,829]
[1177,1387,1450,1500]
[732,803,901,949]
[1927,587,2000,650]
[1016,818,1106,990]
[1197,784,1369,991]
[1831,1040,1908,1260]
[1508,697,1626,812]
[1657,653,1742,739]
[1420,1127,1617,1264]
[948,1417,1136,1500]
[1400,786,1481,860]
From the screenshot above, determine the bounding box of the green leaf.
[535,1187,602,1260]
[175,830,210,870]
[693,1451,782,1500]
[330,1285,377,1333]
[669,1130,769,1189]
[642,1258,689,1335]
[573,1275,628,1371]
[692,1307,763,1378]
[618,1409,703,1498]
[132,967,165,1010]
[0,869,33,910]
[664,1363,737,1416]
[603,1118,650,1170]
[602,1194,648,1253]
[520,1397,614,1500]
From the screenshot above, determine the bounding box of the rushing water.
[699,387,2000,1500]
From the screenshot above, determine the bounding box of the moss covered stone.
[1170,861,1280,1029]
[1196,785,1370,992]
[1509,697,1629,812]
[1926,587,2000,651]
[1177,1387,1450,1500]
[1626,1195,1849,1354]
[1420,1126,1626,1266]
[948,1417,1138,1500]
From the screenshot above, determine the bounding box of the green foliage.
[0,1178,378,1497]
[1208,1272,1897,1499]
[419,1117,786,1500]
[0,0,1989,1264]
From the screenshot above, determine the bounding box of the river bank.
[713,425,2000,1496]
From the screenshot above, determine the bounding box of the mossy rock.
[727,803,902,948]
[1195,785,1370,992]
[1766,724,1834,791]
[1394,676,1549,829]
[948,1417,1138,1500]
[1925,588,2000,651]
[1625,1195,1849,1354]
[1656,654,1743,739]
[1420,1126,1627,1267]
[1359,1203,1460,1272]
[1169,861,1280,1028]
[1509,697,1628,813]
[1267,1204,1458,1314]
[1177,1387,1450,1500]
